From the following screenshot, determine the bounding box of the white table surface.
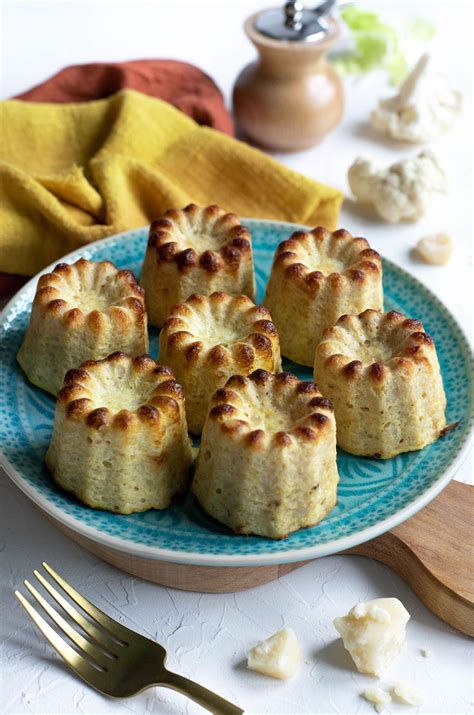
[1,1,472,714]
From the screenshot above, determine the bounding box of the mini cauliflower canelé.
[159,292,281,433]
[141,204,255,327]
[17,259,148,396]
[263,227,383,366]
[193,369,339,539]
[348,150,446,223]
[46,353,193,514]
[314,309,447,458]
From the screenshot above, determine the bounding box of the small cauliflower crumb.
[247,627,302,680]
[370,53,462,143]
[348,150,446,223]
[392,680,425,705]
[362,686,392,713]
[415,233,453,265]
[420,648,431,657]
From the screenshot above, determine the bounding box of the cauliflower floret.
[348,150,446,223]
[370,53,462,143]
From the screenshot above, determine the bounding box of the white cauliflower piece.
[348,150,446,223]
[370,53,462,143]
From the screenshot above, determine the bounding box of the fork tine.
[42,562,135,643]
[34,570,122,653]
[24,579,113,669]
[15,590,108,691]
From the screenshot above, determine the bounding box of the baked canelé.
[45,353,193,514]
[192,369,339,538]
[17,259,148,396]
[159,292,282,434]
[141,203,255,327]
[314,310,447,458]
[263,227,383,366]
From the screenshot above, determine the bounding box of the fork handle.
[160,670,244,714]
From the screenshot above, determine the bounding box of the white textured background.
[1,1,472,714]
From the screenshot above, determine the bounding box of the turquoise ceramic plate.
[0,220,472,567]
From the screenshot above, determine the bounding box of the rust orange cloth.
[15,59,234,135]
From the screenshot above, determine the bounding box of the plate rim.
[1,219,472,568]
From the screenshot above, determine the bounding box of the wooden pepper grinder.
[233,0,344,151]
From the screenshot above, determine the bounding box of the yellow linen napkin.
[0,89,343,276]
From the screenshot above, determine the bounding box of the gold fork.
[15,563,244,714]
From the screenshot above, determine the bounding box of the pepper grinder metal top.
[232,1,344,151]
[254,0,335,42]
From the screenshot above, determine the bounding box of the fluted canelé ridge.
[56,352,185,430]
[45,352,193,514]
[192,369,339,539]
[17,258,148,396]
[159,292,282,434]
[141,204,256,326]
[205,369,334,448]
[263,227,383,366]
[314,309,447,458]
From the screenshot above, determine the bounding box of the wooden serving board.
[48,480,474,637]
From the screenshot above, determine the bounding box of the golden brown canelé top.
[159,292,281,370]
[56,352,185,431]
[316,309,439,382]
[32,258,146,329]
[146,204,252,273]
[270,227,382,292]
[204,369,335,449]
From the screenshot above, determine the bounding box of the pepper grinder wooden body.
[233,14,344,151]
